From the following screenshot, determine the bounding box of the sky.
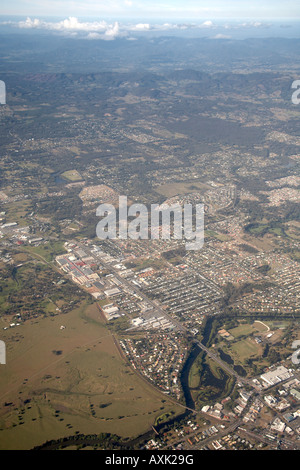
[1,1,300,40]
[1,0,300,19]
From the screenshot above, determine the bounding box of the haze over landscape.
[0,0,299,454]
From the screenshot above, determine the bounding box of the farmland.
[0,301,182,449]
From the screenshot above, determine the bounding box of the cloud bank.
[17,17,123,39]
[1,17,276,40]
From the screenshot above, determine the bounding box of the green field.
[189,359,202,389]
[228,321,270,339]
[61,170,83,182]
[188,351,235,408]
[205,230,231,242]
[155,180,210,198]
[24,240,65,263]
[229,324,255,338]
[229,338,262,362]
[0,253,85,318]
[1,200,33,227]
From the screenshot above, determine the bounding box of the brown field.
[154,181,210,198]
[0,301,181,449]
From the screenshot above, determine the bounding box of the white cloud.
[15,16,208,37]
[104,21,120,39]
[130,23,151,31]
[212,33,231,39]
[224,20,272,30]
[86,32,102,39]
[17,16,123,39]
[19,17,43,29]
[200,20,214,28]
[1,16,277,40]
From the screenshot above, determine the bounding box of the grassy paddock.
[0,301,181,449]
[155,181,210,198]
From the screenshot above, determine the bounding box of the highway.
[77,240,255,390]
[64,240,300,450]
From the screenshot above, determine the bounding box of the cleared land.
[61,170,83,182]
[0,301,181,449]
[229,338,263,362]
[154,181,210,198]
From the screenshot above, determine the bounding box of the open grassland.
[61,170,83,182]
[205,230,231,242]
[0,301,181,449]
[1,200,33,227]
[188,359,201,390]
[226,322,265,362]
[0,254,85,318]
[229,338,263,362]
[155,180,210,198]
[24,240,66,263]
[228,323,255,338]
[228,321,269,339]
[219,320,297,375]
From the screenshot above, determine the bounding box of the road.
[61,240,300,449]
[77,241,255,390]
[238,427,300,450]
